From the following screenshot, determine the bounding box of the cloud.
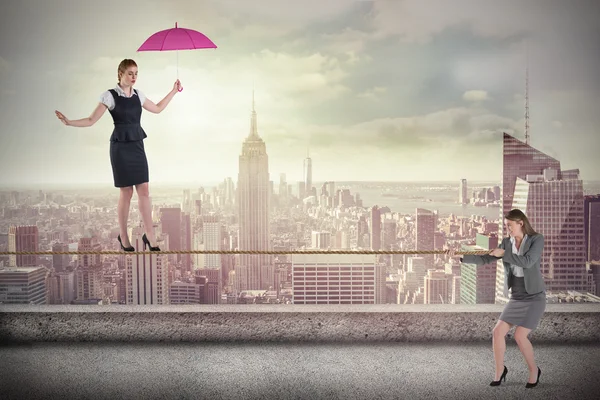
[357,86,387,101]
[167,0,363,44]
[246,50,351,98]
[215,0,356,25]
[67,47,355,105]
[0,56,9,73]
[260,105,519,154]
[452,43,527,94]
[367,0,579,43]
[320,28,373,54]
[463,90,489,102]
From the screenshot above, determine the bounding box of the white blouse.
[99,85,147,111]
[509,235,528,277]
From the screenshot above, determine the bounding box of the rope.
[0,250,488,256]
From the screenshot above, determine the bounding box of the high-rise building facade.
[370,206,381,251]
[0,266,47,304]
[415,208,436,268]
[292,254,386,304]
[126,227,168,305]
[237,93,272,291]
[203,215,221,269]
[499,133,588,300]
[459,179,468,205]
[460,233,498,304]
[584,195,600,263]
[512,174,587,292]
[160,207,182,264]
[8,225,39,267]
[304,149,312,198]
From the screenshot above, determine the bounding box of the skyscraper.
[584,195,600,262]
[415,208,436,268]
[304,148,312,198]
[500,133,588,299]
[0,267,47,304]
[298,182,306,200]
[160,207,182,263]
[237,92,272,290]
[279,173,287,201]
[52,243,70,272]
[181,212,192,271]
[225,177,235,207]
[292,254,386,304]
[370,206,381,251]
[459,179,468,205]
[8,225,39,267]
[75,237,103,301]
[460,233,498,304]
[203,215,221,269]
[502,133,561,225]
[182,189,191,213]
[126,226,168,305]
[424,269,451,304]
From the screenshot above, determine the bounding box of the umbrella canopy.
[137,22,217,91]
[137,22,217,51]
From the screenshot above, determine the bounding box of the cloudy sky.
[0,0,599,187]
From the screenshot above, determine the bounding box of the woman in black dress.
[55,59,181,252]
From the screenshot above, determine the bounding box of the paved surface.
[1,342,599,399]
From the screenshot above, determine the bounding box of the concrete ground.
[1,341,598,399]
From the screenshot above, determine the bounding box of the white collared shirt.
[509,235,528,277]
[99,85,147,111]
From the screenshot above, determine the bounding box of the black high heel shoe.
[490,366,508,386]
[142,233,160,251]
[117,234,135,252]
[525,367,541,388]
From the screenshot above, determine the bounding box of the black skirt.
[109,139,149,187]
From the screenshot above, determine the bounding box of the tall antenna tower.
[524,44,530,145]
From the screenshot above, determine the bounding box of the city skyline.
[0,0,599,186]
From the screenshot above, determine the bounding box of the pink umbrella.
[137,22,217,92]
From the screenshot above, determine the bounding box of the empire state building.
[236,93,273,291]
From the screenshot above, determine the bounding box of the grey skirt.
[499,276,546,330]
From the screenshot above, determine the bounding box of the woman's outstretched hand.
[55,110,70,126]
[489,248,505,257]
[446,248,457,257]
[173,79,183,93]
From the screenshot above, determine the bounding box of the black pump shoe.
[142,233,160,251]
[490,366,508,386]
[117,234,135,252]
[525,367,541,388]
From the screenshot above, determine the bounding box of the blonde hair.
[505,209,538,236]
[117,59,138,83]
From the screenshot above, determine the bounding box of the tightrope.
[1,249,488,256]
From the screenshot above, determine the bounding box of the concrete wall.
[1,304,598,343]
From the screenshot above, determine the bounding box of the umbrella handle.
[176,50,183,92]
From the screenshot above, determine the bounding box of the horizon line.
[2,179,600,190]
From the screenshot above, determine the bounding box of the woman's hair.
[117,59,138,83]
[505,209,538,236]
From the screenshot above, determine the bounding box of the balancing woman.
[55,59,181,252]
[449,209,545,388]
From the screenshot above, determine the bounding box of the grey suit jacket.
[462,234,546,297]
